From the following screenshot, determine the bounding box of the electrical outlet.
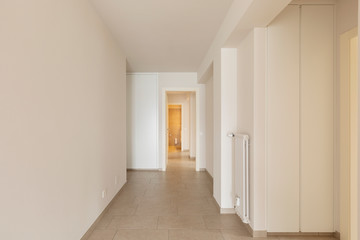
[102,190,106,199]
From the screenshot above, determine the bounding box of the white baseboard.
[268,232,336,238]
[245,224,268,238]
[220,208,236,214]
[127,168,161,171]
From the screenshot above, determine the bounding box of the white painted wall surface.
[213,52,222,205]
[237,30,255,222]
[220,48,238,209]
[205,77,214,177]
[127,74,158,169]
[168,94,190,151]
[235,28,267,231]
[200,0,292,218]
[127,73,206,171]
[197,0,253,80]
[0,1,127,239]
[252,28,267,232]
[190,93,197,158]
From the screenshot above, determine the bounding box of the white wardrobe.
[267,3,334,233]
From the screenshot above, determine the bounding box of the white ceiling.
[91,0,234,72]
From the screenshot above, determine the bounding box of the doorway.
[340,28,358,240]
[161,89,200,171]
[168,104,182,153]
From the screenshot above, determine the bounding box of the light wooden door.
[168,105,182,151]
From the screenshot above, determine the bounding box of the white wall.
[220,49,238,210]
[237,30,255,221]
[213,52,222,205]
[252,28,267,232]
[0,1,127,239]
[205,77,214,177]
[236,28,267,231]
[126,73,206,171]
[211,48,238,211]
[127,74,158,169]
[189,93,197,158]
[168,94,190,151]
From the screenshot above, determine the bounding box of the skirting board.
[268,232,336,238]
[245,226,337,239]
[220,208,236,214]
[80,182,126,240]
[127,168,161,171]
[210,196,236,214]
[244,224,268,238]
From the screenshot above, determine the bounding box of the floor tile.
[169,229,224,240]
[105,204,137,216]
[203,215,248,230]
[94,215,113,229]
[107,216,158,229]
[87,229,117,240]
[135,202,177,216]
[221,229,254,239]
[177,202,219,215]
[84,152,251,240]
[113,229,168,240]
[158,216,206,229]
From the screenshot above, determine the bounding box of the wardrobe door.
[267,5,300,232]
[300,5,334,232]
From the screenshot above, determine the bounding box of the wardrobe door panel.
[267,5,300,232]
[300,5,334,232]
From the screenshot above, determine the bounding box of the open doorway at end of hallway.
[168,104,182,153]
[165,91,197,171]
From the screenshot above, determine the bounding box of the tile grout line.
[110,230,118,240]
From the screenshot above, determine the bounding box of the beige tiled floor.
[85,152,336,240]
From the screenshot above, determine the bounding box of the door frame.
[340,27,358,240]
[161,87,200,171]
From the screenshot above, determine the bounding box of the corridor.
[85,152,250,240]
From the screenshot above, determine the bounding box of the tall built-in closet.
[267,3,334,233]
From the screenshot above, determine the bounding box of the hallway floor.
[85,152,335,240]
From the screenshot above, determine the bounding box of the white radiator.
[228,132,250,224]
